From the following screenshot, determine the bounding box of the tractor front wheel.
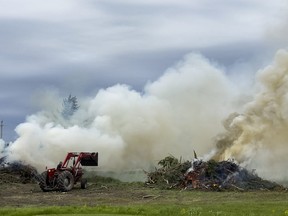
[57,171,74,192]
[81,178,88,189]
[39,171,49,192]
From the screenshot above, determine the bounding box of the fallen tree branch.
[230,184,244,191]
[142,195,161,200]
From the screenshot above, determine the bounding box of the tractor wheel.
[39,171,49,192]
[57,171,74,192]
[81,178,88,189]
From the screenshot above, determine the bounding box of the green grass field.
[1,175,288,216]
[1,191,288,216]
[1,204,288,216]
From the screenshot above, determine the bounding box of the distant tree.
[61,94,79,119]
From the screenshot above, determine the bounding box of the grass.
[1,174,288,216]
[0,192,288,216]
[36,214,141,216]
[0,204,288,216]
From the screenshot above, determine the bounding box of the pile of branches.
[146,155,191,189]
[0,159,38,184]
[146,156,285,191]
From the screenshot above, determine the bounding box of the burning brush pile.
[146,155,285,191]
[0,157,38,184]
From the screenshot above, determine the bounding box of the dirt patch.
[0,167,154,207]
[0,181,163,207]
[0,162,157,207]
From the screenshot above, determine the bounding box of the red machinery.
[39,152,98,192]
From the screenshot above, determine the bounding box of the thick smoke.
[6,50,288,183]
[6,53,240,172]
[0,139,5,159]
[214,49,288,182]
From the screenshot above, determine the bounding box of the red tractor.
[39,152,98,192]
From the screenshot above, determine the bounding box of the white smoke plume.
[6,53,240,172]
[0,139,5,159]
[214,49,288,182]
[7,50,288,183]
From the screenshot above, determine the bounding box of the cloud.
[264,2,288,48]
[0,0,284,63]
[0,0,284,79]
[0,0,287,144]
[0,0,99,21]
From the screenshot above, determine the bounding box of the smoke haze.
[5,53,240,171]
[0,139,5,159]
[214,49,288,182]
[5,50,288,183]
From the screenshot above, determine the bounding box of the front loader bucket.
[80,152,98,166]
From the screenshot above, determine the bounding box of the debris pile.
[0,159,38,184]
[146,155,191,189]
[146,155,285,191]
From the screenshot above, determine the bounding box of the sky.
[0,0,288,142]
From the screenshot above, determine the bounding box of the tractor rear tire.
[57,171,74,192]
[39,171,49,192]
[81,178,88,189]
